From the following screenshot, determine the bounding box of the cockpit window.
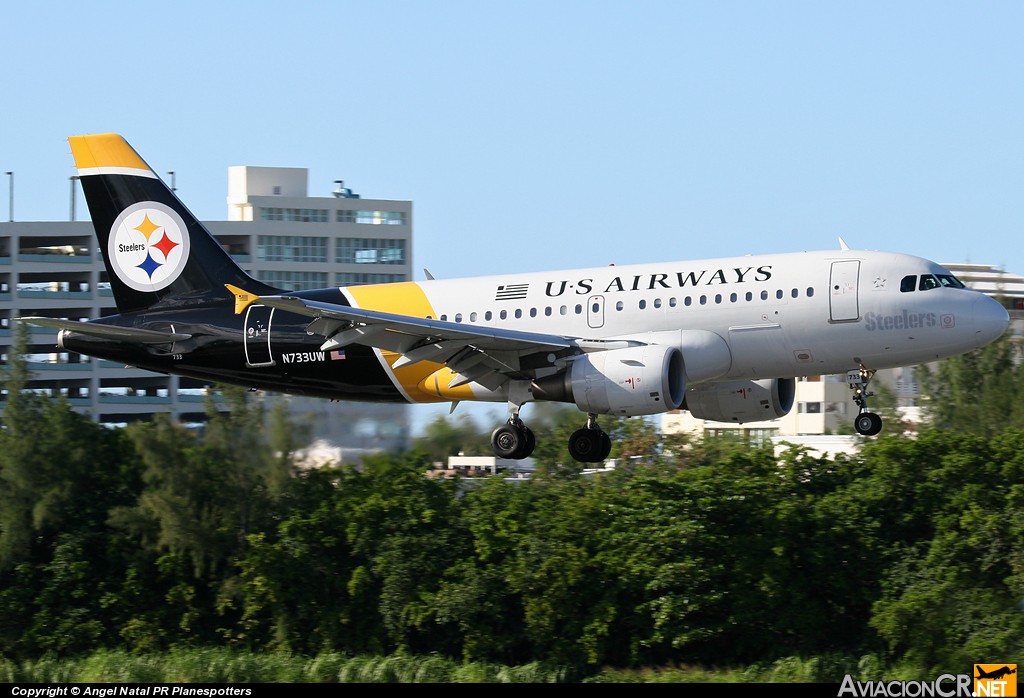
[901,273,967,293]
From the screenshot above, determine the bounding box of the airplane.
[976,666,1016,681]
[21,133,1010,463]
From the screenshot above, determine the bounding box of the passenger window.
[500,310,507,320]
[485,311,493,321]
[776,290,784,300]
[654,298,662,308]
[919,275,940,291]
[615,301,624,311]
[791,288,798,298]
[544,307,552,316]
[515,309,523,319]
[669,297,677,307]
[730,293,737,303]
[807,287,814,297]
[745,292,753,301]
[900,275,917,292]
[455,313,462,322]
[761,290,769,301]
[639,299,647,310]
[560,305,567,315]
[575,304,583,314]
[684,296,692,306]
[715,294,722,304]
[529,308,537,317]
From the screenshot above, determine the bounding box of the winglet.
[423,268,435,280]
[225,284,259,314]
[838,236,850,251]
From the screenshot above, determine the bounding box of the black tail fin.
[70,133,278,314]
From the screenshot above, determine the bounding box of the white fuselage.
[352,248,1007,402]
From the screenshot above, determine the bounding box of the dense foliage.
[1,329,1022,679]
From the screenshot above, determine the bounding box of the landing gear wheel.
[568,428,609,463]
[491,424,523,459]
[491,423,536,459]
[599,431,612,462]
[854,412,883,436]
[519,426,536,459]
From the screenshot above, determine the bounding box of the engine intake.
[533,345,686,416]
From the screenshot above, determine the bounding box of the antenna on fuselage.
[838,237,850,251]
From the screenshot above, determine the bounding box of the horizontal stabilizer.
[19,317,192,344]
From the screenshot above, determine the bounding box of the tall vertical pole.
[70,176,79,221]
[4,172,11,222]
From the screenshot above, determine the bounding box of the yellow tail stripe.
[69,134,153,175]
[346,282,477,403]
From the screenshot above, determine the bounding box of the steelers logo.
[108,201,191,292]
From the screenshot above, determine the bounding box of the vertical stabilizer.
[69,134,278,313]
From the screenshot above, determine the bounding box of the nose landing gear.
[848,364,883,436]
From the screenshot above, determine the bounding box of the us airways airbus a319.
[22,134,1009,462]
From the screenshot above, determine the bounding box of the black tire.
[598,431,612,462]
[568,428,606,463]
[491,424,523,459]
[518,426,536,459]
[855,412,883,436]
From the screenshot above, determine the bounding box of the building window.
[257,271,328,291]
[798,402,823,414]
[337,238,406,265]
[258,208,328,222]
[335,272,406,286]
[337,209,407,225]
[257,236,327,262]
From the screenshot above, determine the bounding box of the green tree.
[918,331,1023,435]
[0,322,144,657]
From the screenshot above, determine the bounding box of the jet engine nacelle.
[684,378,796,423]
[533,345,686,416]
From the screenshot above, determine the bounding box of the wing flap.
[259,294,579,389]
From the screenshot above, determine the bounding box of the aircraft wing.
[19,317,192,344]
[259,294,579,390]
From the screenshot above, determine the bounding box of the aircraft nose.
[972,294,1010,346]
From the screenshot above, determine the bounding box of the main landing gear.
[847,363,883,436]
[567,414,612,463]
[491,381,537,460]
[489,382,612,463]
[491,417,536,460]
[490,414,612,463]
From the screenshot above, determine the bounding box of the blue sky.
[4,1,1023,434]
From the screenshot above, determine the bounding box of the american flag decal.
[495,283,529,301]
